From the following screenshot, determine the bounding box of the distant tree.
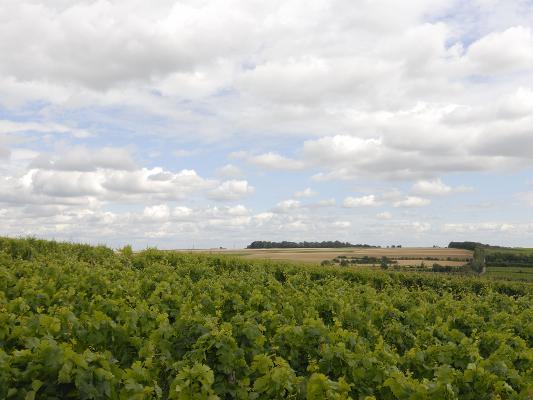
[246,241,378,249]
[448,241,501,251]
[121,244,133,258]
[470,247,486,273]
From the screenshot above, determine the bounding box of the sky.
[1,0,533,249]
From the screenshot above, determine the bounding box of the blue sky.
[1,0,533,249]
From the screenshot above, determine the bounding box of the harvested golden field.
[183,247,472,266]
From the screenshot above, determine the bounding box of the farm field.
[485,266,533,282]
[473,245,533,281]
[1,237,532,399]
[188,247,473,267]
[485,247,533,255]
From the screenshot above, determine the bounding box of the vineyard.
[1,237,532,399]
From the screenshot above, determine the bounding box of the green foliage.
[331,256,398,266]
[470,247,486,274]
[486,251,533,268]
[169,364,218,400]
[485,266,533,282]
[448,241,488,251]
[380,256,390,270]
[251,354,301,398]
[0,237,532,399]
[306,373,352,399]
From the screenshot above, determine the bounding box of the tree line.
[247,240,379,249]
[448,241,501,251]
[449,241,533,268]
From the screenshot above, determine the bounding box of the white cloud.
[103,168,212,199]
[0,156,230,206]
[332,221,351,228]
[304,136,383,165]
[316,198,336,207]
[343,195,380,207]
[303,134,460,181]
[412,179,453,196]
[246,152,305,171]
[273,199,301,213]
[208,180,254,201]
[0,1,258,90]
[172,206,193,218]
[294,187,317,198]
[31,170,104,198]
[252,212,274,225]
[443,222,520,233]
[381,189,404,201]
[215,164,243,178]
[410,222,431,233]
[31,146,136,171]
[0,4,532,183]
[393,196,431,208]
[412,179,473,196]
[376,211,393,220]
[0,119,91,138]
[226,204,250,216]
[143,204,171,220]
[2,1,533,247]
[466,26,533,74]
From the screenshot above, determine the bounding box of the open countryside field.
[485,247,533,255]
[472,245,533,281]
[1,237,532,399]
[485,266,533,282]
[186,247,473,267]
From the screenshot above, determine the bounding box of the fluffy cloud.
[2,1,533,246]
[316,198,336,207]
[0,119,91,138]
[1,3,533,180]
[273,199,301,213]
[294,188,317,198]
[412,179,473,196]
[0,1,258,90]
[466,26,533,74]
[443,222,520,233]
[208,180,254,201]
[393,196,431,208]
[245,152,305,171]
[0,145,259,208]
[304,133,467,181]
[143,204,171,220]
[343,195,380,208]
[31,146,136,171]
[102,168,213,200]
[0,167,207,204]
[215,164,244,178]
[173,206,194,219]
